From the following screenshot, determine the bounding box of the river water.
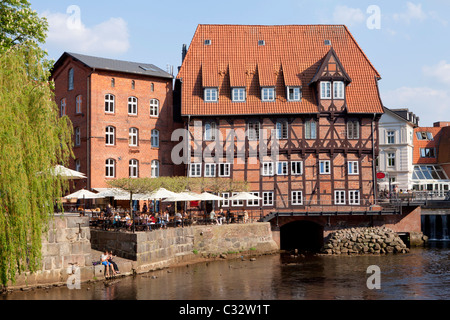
[2,242,450,301]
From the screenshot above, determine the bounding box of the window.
[129,128,138,147]
[320,81,331,99]
[105,159,115,178]
[151,129,159,148]
[248,121,260,141]
[420,148,436,158]
[76,95,82,114]
[204,122,217,141]
[68,68,74,91]
[263,192,274,206]
[387,131,395,144]
[131,80,135,90]
[387,152,396,167]
[247,192,260,207]
[111,78,115,88]
[129,159,139,178]
[204,39,212,45]
[204,88,218,102]
[258,40,265,46]
[75,159,81,172]
[232,88,246,102]
[262,162,274,176]
[348,161,359,175]
[349,190,360,205]
[128,97,138,115]
[261,87,275,101]
[105,94,115,113]
[347,120,360,139]
[60,98,66,117]
[292,191,303,205]
[150,99,159,117]
[151,160,159,178]
[291,161,303,175]
[319,160,331,174]
[105,126,115,146]
[287,87,301,101]
[189,163,202,177]
[74,127,81,146]
[232,192,243,207]
[151,83,154,92]
[334,190,345,205]
[333,81,345,99]
[416,132,433,140]
[277,162,288,175]
[204,163,216,177]
[219,163,231,177]
[221,193,230,207]
[305,119,317,139]
[276,121,288,139]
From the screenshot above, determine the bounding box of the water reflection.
[2,245,450,300]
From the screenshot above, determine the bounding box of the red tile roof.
[177,24,384,116]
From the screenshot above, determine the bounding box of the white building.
[377,107,419,192]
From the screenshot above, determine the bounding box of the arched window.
[151,160,160,178]
[129,159,139,178]
[131,80,135,90]
[105,159,115,178]
[105,94,115,113]
[151,83,154,92]
[128,96,138,115]
[129,127,139,146]
[74,127,81,146]
[68,68,74,90]
[105,126,115,145]
[75,159,81,172]
[151,129,160,148]
[150,99,159,117]
[111,78,115,88]
[204,122,217,141]
[60,98,66,117]
[76,95,82,114]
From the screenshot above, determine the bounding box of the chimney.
[182,44,187,62]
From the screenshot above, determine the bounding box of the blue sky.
[30,0,450,127]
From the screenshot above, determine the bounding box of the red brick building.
[175,25,385,217]
[52,52,181,191]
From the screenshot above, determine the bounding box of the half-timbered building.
[175,25,384,217]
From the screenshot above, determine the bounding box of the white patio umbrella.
[197,192,225,201]
[50,165,87,180]
[228,192,262,201]
[163,192,202,202]
[64,189,102,215]
[148,188,178,200]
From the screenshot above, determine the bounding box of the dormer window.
[261,87,275,101]
[204,88,218,102]
[258,40,265,46]
[204,39,212,45]
[232,88,246,102]
[287,87,301,101]
[320,81,331,99]
[333,81,345,99]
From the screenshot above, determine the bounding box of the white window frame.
[349,190,360,205]
[128,96,138,115]
[204,88,218,102]
[105,94,115,113]
[247,192,260,207]
[287,86,301,101]
[75,95,82,114]
[232,192,243,207]
[291,161,303,175]
[387,130,395,144]
[151,129,160,148]
[204,163,216,177]
[105,126,115,146]
[333,81,345,99]
[248,121,260,141]
[189,163,202,177]
[277,161,288,175]
[305,119,317,139]
[262,162,274,176]
[334,190,346,205]
[204,122,217,141]
[320,81,331,99]
[319,160,331,174]
[129,127,139,147]
[151,160,160,178]
[348,161,359,175]
[74,127,81,146]
[129,159,139,178]
[221,193,230,207]
[276,121,288,139]
[218,163,231,177]
[232,88,246,102]
[261,87,275,102]
[263,192,274,206]
[347,120,360,139]
[105,159,115,178]
[291,191,303,205]
[387,152,396,167]
[150,99,159,117]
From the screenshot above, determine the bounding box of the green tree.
[0,2,73,287]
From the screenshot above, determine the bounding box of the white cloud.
[423,61,450,85]
[381,87,450,127]
[393,2,427,24]
[332,5,366,27]
[43,10,130,57]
